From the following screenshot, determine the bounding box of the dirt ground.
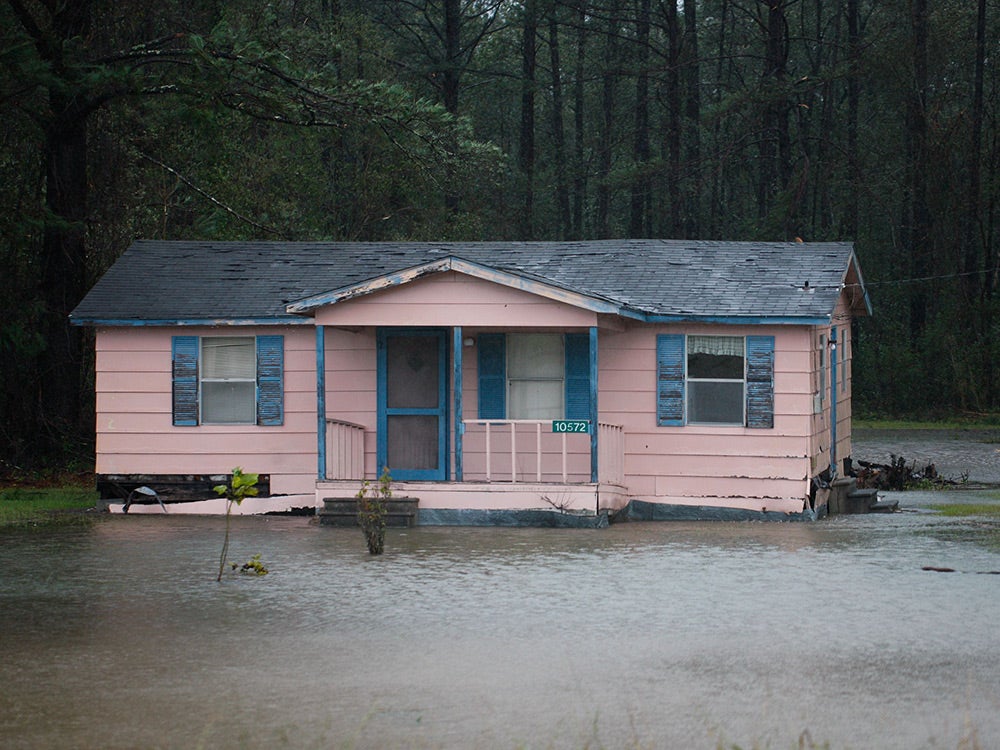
[852,428,1000,485]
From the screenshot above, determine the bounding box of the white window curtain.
[688,335,744,358]
[508,333,564,419]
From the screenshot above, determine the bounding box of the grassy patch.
[0,486,99,529]
[855,413,1000,430]
[930,501,1000,517]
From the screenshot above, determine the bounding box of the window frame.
[506,332,566,420]
[656,333,774,429]
[477,332,591,421]
[171,334,284,427]
[685,335,747,426]
[199,336,258,425]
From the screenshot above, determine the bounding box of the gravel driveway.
[851,428,1000,485]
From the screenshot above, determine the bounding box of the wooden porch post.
[830,327,838,479]
[590,325,598,483]
[454,326,463,481]
[316,325,326,480]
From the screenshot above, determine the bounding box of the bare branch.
[137,151,289,239]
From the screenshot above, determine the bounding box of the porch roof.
[70,239,869,326]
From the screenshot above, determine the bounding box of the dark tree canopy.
[2,0,1000,471]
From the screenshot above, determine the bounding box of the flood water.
[2,492,999,750]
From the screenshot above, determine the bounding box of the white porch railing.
[597,422,625,485]
[325,419,365,480]
[462,419,624,485]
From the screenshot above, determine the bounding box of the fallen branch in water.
[853,455,964,490]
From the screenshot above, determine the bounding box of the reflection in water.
[1,493,999,749]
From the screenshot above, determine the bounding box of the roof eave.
[635,313,833,325]
[69,316,310,327]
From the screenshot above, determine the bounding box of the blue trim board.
[589,326,599,485]
[637,313,831,325]
[453,326,463,482]
[316,326,327,480]
[829,327,838,478]
[70,317,309,327]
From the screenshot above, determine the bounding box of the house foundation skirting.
[418,508,610,527]
[616,498,820,522]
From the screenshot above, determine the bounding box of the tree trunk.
[596,1,619,239]
[682,0,701,238]
[758,0,791,231]
[906,0,930,342]
[845,0,860,238]
[548,11,572,239]
[10,0,95,454]
[629,0,651,238]
[665,0,682,236]
[519,0,537,240]
[39,104,88,446]
[571,0,588,239]
[442,0,462,115]
[962,0,986,302]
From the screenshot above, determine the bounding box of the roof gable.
[286,256,622,315]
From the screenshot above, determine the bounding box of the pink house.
[70,240,871,522]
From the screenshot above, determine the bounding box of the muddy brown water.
[1,492,999,750]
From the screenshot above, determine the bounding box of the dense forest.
[1,0,998,471]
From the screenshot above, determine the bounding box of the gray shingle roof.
[70,239,866,324]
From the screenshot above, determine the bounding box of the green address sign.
[551,420,591,433]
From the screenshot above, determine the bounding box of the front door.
[377,329,448,481]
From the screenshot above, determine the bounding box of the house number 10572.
[551,420,590,433]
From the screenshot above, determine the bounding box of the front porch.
[320,417,629,519]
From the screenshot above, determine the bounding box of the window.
[508,333,564,419]
[657,333,774,429]
[172,335,283,426]
[478,332,591,420]
[687,335,745,424]
[201,337,256,423]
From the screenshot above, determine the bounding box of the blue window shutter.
[656,334,684,426]
[256,335,284,426]
[564,333,591,420]
[746,335,775,429]
[172,336,199,426]
[477,333,506,419]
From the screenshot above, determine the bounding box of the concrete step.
[318,496,419,527]
[841,487,898,514]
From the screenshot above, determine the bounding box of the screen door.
[377,329,448,480]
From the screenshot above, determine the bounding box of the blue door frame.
[376,328,449,481]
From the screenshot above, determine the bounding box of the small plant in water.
[357,466,391,555]
[213,467,259,581]
[231,553,269,576]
